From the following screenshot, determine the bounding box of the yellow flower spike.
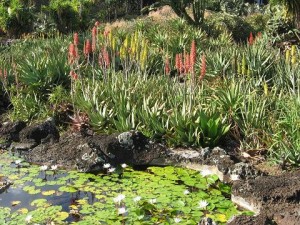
[291,45,297,65]
[112,37,116,52]
[242,54,247,75]
[291,55,297,65]
[124,35,129,50]
[247,68,251,77]
[130,34,136,56]
[140,43,148,70]
[134,30,138,43]
[120,45,126,60]
[109,31,113,46]
[263,82,268,96]
[134,31,139,54]
[285,49,291,64]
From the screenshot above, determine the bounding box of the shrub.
[205,12,254,42]
[245,13,269,33]
[0,0,35,37]
[46,0,94,33]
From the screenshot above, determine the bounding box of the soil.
[229,170,300,225]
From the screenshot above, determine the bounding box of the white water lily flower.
[200,167,213,177]
[118,207,127,215]
[103,163,111,168]
[174,217,182,223]
[25,215,32,223]
[133,196,141,202]
[15,159,22,165]
[108,167,115,173]
[149,198,156,204]
[198,200,209,209]
[40,165,48,171]
[50,165,58,170]
[183,190,190,195]
[113,194,125,204]
[121,163,127,168]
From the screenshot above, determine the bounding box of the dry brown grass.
[148,6,177,21]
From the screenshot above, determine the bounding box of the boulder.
[0,121,26,148]
[23,131,166,172]
[0,177,12,194]
[19,117,59,147]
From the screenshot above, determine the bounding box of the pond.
[0,151,252,224]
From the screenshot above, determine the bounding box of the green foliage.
[0,36,71,121]
[0,0,35,36]
[265,5,295,43]
[269,0,300,27]
[46,0,94,32]
[205,12,255,42]
[1,8,300,165]
[219,0,247,16]
[245,13,269,33]
[9,91,48,121]
[75,74,230,147]
[269,86,300,165]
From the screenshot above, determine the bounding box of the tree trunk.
[140,0,144,15]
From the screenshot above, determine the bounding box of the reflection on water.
[0,169,98,222]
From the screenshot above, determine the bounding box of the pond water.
[0,151,251,224]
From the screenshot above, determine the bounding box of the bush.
[46,0,94,33]
[245,13,269,33]
[205,12,255,42]
[0,0,35,37]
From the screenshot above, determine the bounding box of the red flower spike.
[84,39,92,57]
[200,54,206,81]
[185,53,190,74]
[248,32,254,45]
[68,43,77,64]
[190,40,196,69]
[92,26,97,52]
[73,33,79,46]
[103,47,110,68]
[69,70,78,80]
